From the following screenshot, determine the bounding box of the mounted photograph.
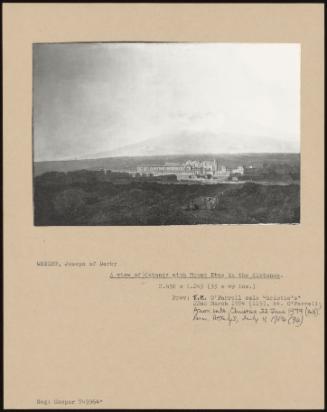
[33,42,300,225]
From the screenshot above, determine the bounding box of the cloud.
[33,43,300,161]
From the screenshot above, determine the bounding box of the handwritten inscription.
[36,262,322,329]
[189,294,321,326]
[106,271,322,328]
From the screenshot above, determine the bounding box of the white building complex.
[136,160,244,181]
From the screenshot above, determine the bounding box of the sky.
[33,43,300,161]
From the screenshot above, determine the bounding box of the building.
[230,166,245,175]
[215,165,230,179]
[136,164,185,177]
[136,160,233,181]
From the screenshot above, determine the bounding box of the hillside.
[78,132,299,159]
[34,153,300,176]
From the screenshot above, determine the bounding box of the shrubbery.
[34,174,300,225]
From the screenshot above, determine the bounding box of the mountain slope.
[79,131,299,159]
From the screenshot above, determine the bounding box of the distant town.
[135,160,244,182]
[83,158,296,185]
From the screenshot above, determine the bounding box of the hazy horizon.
[35,151,301,163]
[33,42,300,162]
[34,151,300,165]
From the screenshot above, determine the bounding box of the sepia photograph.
[33,42,300,226]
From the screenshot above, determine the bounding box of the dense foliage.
[34,172,300,225]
